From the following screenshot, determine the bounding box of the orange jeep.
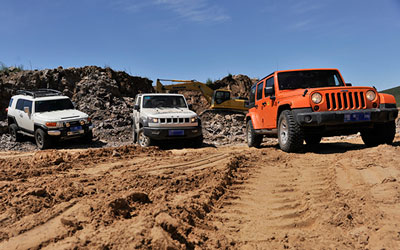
[246,68,398,152]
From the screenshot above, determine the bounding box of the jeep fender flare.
[276,104,292,126]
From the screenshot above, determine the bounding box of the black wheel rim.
[36,133,43,147]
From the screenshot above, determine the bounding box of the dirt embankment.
[0,136,400,249]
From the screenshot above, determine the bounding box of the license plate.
[169,130,184,136]
[344,112,371,122]
[70,126,82,132]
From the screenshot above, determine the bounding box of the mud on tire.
[246,120,262,148]
[278,110,304,152]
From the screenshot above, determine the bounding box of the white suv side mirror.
[24,106,30,115]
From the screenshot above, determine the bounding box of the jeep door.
[15,99,34,132]
[252,80,265,129]
[261,77,278,129]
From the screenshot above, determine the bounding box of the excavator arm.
[156,79,214,104]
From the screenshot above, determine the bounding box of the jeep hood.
[142,108,197,118]
[34,110,88,121]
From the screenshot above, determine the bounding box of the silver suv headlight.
[149,117,159,123]
[191,116,198,123]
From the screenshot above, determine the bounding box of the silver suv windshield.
[278,70,344,90]
[143,95,187,108]
[35,99,74,112]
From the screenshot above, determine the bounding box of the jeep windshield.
[35,99,75,112]
[278,70,344,90]
[143,95,187,109]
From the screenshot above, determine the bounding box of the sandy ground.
[0,134,400,249]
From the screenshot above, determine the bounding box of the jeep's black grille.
[325,91,366,110]
[159,118,190,124]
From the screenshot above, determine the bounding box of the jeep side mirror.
[188,104,193,110]
[134,104,140,111]
[346,83,352,86]
[24,106,30,115]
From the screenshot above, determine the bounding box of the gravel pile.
[201,111,247,145]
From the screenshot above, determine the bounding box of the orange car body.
[246,68,398,136]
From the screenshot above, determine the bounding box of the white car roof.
[12,95,70,101]
[138,93,185,97]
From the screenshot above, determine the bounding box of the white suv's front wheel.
[137,128,152,147]
[35,128,51,150]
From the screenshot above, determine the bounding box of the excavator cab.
[213,90,231,105]
[156,79,248,112]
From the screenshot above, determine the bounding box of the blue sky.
[1,0,400,90]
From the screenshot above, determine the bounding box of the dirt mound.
[212,74,255,99]
[0,146,252,249]
[0,66,154,143]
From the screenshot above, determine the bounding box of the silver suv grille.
[159,118,190,124]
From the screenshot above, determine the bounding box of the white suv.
[132,93,203,147]
[7,89,93,149]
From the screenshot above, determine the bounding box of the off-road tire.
[305,135,322,146]
[191,135,203,148]
[9,124,23,142]
[83,131,93,144]
[278,110,304,152]
[361,121,396,146]
[246,120,262,148]
[132,123,137,143]
[137,128,152,147]
[35,128,51,150]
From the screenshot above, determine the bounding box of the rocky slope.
[0,66,154,145]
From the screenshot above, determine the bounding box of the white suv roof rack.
[16,89,63,98]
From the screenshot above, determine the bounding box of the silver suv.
[132,93,203,147]
[7,89,93,149]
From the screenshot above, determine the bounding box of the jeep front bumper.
[143,126,202,140]
[294,108,398,126]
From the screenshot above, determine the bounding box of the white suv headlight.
[45,121,63,128]
[191,117,197,123]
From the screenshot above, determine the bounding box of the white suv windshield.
[143,96,187,108]
[35,99,74,112]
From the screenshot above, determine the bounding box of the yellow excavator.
[156,79,248,112]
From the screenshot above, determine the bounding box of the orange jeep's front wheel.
[361,121,396,147]
[246,120,262,148]
[278,110,304,152]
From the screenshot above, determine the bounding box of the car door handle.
[19,114,23,118]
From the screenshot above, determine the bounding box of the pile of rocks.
[0,66,154,144]
[200,111,247,145]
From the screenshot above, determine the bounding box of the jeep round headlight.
[150,118,159,123]
[80,120,85,125]
[311,93,322,104]
[366,90,376,101]
[191,117,197,123]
